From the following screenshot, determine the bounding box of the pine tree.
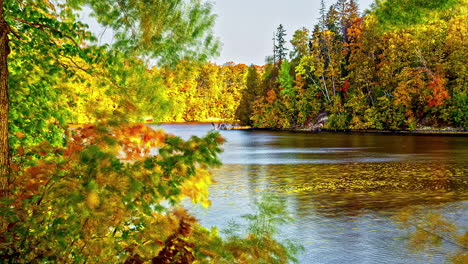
[326,4,339,34]
[319,0,327,31]
[275,24,288,63]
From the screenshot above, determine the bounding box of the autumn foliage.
[1,119,225,261]
[229,0,467,130]
[1,0,467,262]
[0,0,305,262]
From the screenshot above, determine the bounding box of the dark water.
[155,124,468,264]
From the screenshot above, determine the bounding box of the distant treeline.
[156,0,467,130]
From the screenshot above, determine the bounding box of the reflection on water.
[156,124,468,264]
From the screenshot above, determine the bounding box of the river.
[155,123,468,264]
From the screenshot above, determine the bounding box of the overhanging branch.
[11,16,80,47]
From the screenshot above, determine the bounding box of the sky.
[211,0,374,65]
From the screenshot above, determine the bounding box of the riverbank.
[69,121,468,136]
[158,122,468,136]
[236,127,468,136]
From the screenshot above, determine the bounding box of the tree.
[0,0,220,194]
[325,4,340,33]
[192,62,221,120]
[372,0,460,29]
[275,24,288,63]
[290,27,310,60]
[159,60,201,122]
[344,15,379,128]
[278,60,300,126]
[0,0,9,196]
[395,209,468,263]
[1,0,93,194]
[319,0,327,31]
[82,0,220,65]
[0,0,225,262]
[309,27,343,105]
[217,63,247,120]
[237,65,260,125]
[336,0,359,43]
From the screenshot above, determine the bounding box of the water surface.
[156,124,468,264]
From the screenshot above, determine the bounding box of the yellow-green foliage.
[160,61,248,122]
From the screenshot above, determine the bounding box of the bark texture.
[0,0,10,196]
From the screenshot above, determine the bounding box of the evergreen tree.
[236,65,260,125]
[326,4,340,34]
[319,0,327,31]
[275,24,288,63]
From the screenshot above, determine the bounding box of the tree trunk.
[0,0,10,197]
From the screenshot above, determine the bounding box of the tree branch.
[116,0,138,40]
[59,54,92,72]
[7,25,27,43]
[11,16,80,47]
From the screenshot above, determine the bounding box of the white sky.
[212,0,374,65]
[82,0,375,66]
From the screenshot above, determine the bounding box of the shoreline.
[236,127,468,136]
[69,122,468,136]
[154,121,468,136]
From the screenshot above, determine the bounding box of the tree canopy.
[234,0,467,130]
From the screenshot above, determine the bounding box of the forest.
[0,0,466,263]
[156,0,466,131]
[243,0,467,130]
